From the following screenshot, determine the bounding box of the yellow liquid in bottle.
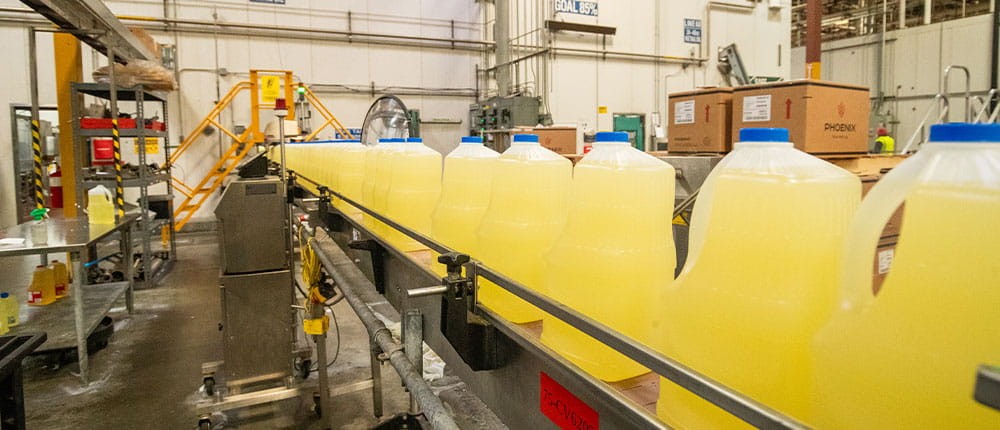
[658,169,858,428]
[475,142,571,323]
[370,142,403,238]
[811,185,1000,429]
[384,144,441,251]
[541,142,675,382]
[87,187,116,225]
[335,143,366,216]
[430,143,498,275]
[361,145,379,230]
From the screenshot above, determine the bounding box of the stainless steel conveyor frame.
[294,172,809,430]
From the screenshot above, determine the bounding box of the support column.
[805,0,822,79]
[54,33,83,216]
[924,0,933,25]
[900,0,908,29]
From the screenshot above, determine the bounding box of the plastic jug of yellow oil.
[27,264,57,306]
[811,123,1000,429]
[368,138,405,236]
[430,136,499,269]
[541,131,675,382]
[87,185,115,225]
[335,140,366,215]
[383,138,442,251]
[475,134,572,323]
[657,128,860,428]
[50,260,70,299]
[0,292,18,327]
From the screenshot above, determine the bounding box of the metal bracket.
[348,239,387,294]
[437,252,508,371]
[316,187,346,231]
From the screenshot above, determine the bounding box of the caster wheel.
[203,377,216,396]
[300,359,311,380]
[198,417,212,430]
[313,392,322,418]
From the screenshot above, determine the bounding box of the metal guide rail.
[290,172,808,430]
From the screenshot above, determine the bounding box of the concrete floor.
[3,232,431,429]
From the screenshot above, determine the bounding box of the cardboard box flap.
[733,79,868,93]
[669,87,734,97]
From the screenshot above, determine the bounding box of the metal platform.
[7,282,127,352]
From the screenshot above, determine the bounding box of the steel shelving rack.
[70,82,176,287]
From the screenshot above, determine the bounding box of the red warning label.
[540,372,599,430]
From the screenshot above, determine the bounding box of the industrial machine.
[468,95,542,134]
[196,154,316,429]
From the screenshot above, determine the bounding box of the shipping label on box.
[674,100,695,125]
[742,95,772,122]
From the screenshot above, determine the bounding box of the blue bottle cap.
[595,131,629,142]
[378,138,406,143]
[512,134,539,143]
[406,137,423,143]
[461,136,484,144]
[928,123,1000,143]
[739,128,790,142]
[0,293,7,299]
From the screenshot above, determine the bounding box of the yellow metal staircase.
[169,70,353,231]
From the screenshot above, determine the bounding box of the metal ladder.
[169,70,353,231]
[900,65,999,153]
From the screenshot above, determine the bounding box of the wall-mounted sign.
[555,0,598,17]
[250,0,285,4]
[684,18,702,44]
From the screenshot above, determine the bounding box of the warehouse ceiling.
[791,0,991,47]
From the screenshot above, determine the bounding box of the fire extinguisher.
[49,163,63,209]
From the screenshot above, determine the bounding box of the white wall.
[0,0,482,227]
[488,0,790,138]
[790,13,996,150]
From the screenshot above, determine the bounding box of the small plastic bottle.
[29,208,49,245]
[1,292,18,327]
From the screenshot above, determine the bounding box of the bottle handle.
[839,153,927,310]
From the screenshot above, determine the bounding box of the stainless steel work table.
[0,215,137,384]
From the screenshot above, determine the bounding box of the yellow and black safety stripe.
[112,118,125,218]
[31,119,44,209]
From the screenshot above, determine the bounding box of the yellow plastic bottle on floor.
[0,292,17,327]
[334,140,366,216]
[384,137,442,252]
[369,138,405,237]
[430,136,499,274]
[475,134,571,323]
[27,265,57,306]
[87,185,115,225]
[50,260,70,298]
[811,123,1000,429]
[541,131,675,382]
[657,128,860,428]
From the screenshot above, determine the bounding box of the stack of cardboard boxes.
[668,80,871,154]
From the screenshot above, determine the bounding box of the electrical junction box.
[469,96,541,134]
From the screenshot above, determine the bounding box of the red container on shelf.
[91,138,114,165]
[80,117,137,129]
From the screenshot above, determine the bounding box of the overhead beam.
[19,0,155,62]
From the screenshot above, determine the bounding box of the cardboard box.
[872,237,897,295]
[861,175,904,238]
[514,127,578,154]
[667,87,733,153]
[731,80,870,154]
